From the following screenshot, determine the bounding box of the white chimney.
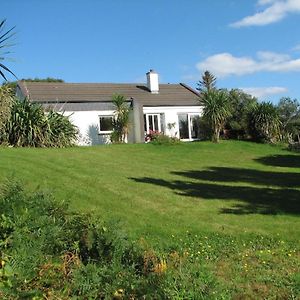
[146,69,159,94]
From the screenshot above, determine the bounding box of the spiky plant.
[202,90,232,143]
[47,110,78,147]
[0,19,17,81]
[111,94,131,143]
[250,102,281,143]
[5,99,77,147]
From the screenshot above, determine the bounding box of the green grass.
[0,140,299,298]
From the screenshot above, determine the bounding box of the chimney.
[146,69,159,94]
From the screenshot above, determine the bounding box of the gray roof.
[17,81,200,107]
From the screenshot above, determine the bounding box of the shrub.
[0,181,217,299]
[2,98,77,147]
[146,130,180,145]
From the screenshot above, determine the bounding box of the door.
[178,113,201,140]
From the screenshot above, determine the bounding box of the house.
[16,70,203,145]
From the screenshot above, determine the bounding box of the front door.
[144,114,161,134]
[178,113,201,140]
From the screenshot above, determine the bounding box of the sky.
[2,0,300,103]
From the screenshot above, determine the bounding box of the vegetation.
[278,97,300,143]
[202,90,232,143]
[0,181,221,299]
[0,20,16,81]
[111,94,131,143]
[1,98,78,147]
[0,141,299,298]
[226,89,257,139]
[196,70,216,93]
[0,85,14,134]
[249,102,281,143]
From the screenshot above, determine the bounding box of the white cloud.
[196,51,300,77]
[231,0,300,27]
[292,44,300,51]
[241,86,288,99]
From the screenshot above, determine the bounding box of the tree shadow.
[172,167,300,188]
[255,154,300,168]
[130,166,300,215]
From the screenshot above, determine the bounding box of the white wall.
[64,106,203,145]
[64,110,114,146]
[143,106,203,139]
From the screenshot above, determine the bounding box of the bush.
[0,181,217,299]
[146,130,180,145]
[2,98,78,147]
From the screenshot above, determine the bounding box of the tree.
[0,19,17,81]
[277,97,300,142]
[226,89,258,139]
[111,94,131,143]
[249,102,281,143]
[202,90,232,143]
[196,70,217,93]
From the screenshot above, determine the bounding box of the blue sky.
[2,0,300,103]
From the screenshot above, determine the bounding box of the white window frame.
[178,113,201,141]
[145,113,161,134]
[99,115,114,134]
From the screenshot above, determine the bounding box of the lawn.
[0,140,299,298]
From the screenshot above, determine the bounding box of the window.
[99,115,114,133]
[144,113,164,134]
[178,113,201,140]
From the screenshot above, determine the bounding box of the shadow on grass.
[172,168,300,188]
[130,166,300,215]
[255,154,300,168]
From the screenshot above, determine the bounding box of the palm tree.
[0,19,17,81]
[111,94,131,143]
[202,90,232,143]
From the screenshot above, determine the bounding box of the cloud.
[241,86,288,99]
[231,0,300,27]
[292,44,300,51]
[196,51,300,77]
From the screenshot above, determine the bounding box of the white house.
[17,70,203,145]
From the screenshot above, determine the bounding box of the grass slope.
[0,141,299,298]
[0,140,299,243]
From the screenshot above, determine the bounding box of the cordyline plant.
[111,94,131,143]
[201,90,232,143]
[0,19,17,81]
[250,102,281,143]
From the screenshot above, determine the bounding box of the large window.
[99,115,114,133]
[178,113,201,140]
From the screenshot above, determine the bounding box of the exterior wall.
[143,106,203,140]
[63,110,114,146]
[62,105,202,146]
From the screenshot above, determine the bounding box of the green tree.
[277,97,300,142]
[226,89,258,139]
[111,94,131,143]
[196,70,217,93]
[0,19,17,81]
[202,90,232,143]
[249,102,281,143]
